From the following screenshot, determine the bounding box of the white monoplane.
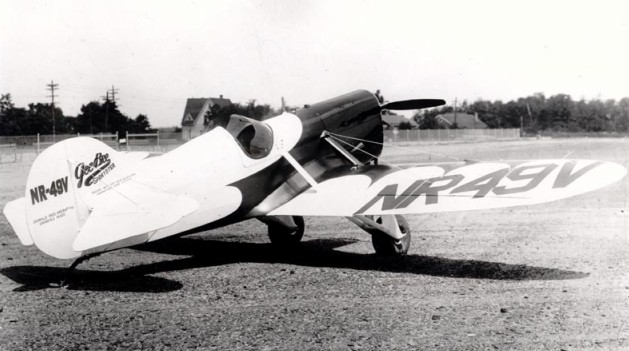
[3,90,626,277]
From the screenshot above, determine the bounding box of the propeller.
[381,99,446,110]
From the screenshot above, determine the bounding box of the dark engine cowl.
[293,89,383,165]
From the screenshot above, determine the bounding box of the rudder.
[23,137,126,259]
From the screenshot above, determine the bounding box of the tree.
[398,121,413,130]
[75,100,149,135]
[203,101,274,131]
[413,108,447,129]
[0,95,69,136]
[132,114,153,133]
[0,94,26,135]
[0,93,14,113]
[616,98,629,132]
[546,94,573,130]
[0,94,21,135]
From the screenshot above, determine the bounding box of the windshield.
[225,115,273,159]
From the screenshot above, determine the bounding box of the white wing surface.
[269,160,626,216]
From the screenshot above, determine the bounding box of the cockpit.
[225,114,274,159]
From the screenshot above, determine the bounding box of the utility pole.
[89,104,93,134]
[102,91,110,132]
[453,97,458,127]
[46,80,59,141]
[109,85,119,104]
[100,86,119,133]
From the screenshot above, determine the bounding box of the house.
[381,111,418,129]
[181,95,232,140]
[436,112,488,129]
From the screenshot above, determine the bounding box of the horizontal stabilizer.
[73,184,198,252]
[3,198,33,246]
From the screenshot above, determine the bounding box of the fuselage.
[175,89,385,234]
[115,90,385,245]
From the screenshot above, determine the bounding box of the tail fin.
[18,137,125,259]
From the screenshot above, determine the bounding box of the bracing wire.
[328,131,472,163]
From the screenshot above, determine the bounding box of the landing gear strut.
[348,214,411,255]
[260,215,305,247]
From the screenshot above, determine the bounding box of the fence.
[538,130,629,138]
[383,128,521,143]
[0,128,525,155]
[0,133,118,151]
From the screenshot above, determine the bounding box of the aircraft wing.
[268,159,626,216]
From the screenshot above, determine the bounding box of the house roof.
[381,112,418,128]
[436,112,488,129]
[181,97,232,126]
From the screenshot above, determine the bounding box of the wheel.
[268,216,305,247]
[371,215,411,256]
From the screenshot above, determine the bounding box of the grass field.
[0,138,628,350]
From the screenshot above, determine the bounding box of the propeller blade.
[381,99,446,110]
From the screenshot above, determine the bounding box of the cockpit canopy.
[225,114,273,159]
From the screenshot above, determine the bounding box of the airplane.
[2,89,626,279]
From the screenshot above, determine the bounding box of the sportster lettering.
[357,161,603,214]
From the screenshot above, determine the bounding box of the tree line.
[4,91,629,136]
[0,93,154,136]
[413,93,629,133]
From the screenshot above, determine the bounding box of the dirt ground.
[0,138,627,350]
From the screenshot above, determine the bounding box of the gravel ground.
[0,138,628,350]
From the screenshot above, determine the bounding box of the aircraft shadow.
[135,237,589,281]
[1,265,183,293]
[1,237,588,292]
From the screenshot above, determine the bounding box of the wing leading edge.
[269,159,626,216]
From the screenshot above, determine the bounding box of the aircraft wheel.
[268,216,305,247]
[371,215,411,256]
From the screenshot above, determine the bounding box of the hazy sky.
[1,0,628,127]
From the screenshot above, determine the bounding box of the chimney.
[220,94,223,99]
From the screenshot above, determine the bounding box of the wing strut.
[282,152,319,191]
[321,131,362,167]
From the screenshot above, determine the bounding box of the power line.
[46,80,59,140]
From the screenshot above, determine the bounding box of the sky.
[1,0,629,127]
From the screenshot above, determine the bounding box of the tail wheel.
[268,216,305,247]
[371,215,411,256]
